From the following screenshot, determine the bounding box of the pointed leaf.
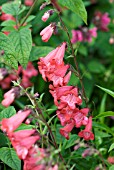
[58,0,87,24]
[108,143,114,152]
[95,111,114,119]
[0,106,16,121]
[97,85,114,98]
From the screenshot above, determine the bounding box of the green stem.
[20,0,38,26]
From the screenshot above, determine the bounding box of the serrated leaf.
[30,46,54,61]
[2,2,25,16]
[9,28,32,68]
[95,111,114,119]
[58,0,87,24]
[0,32,18,69]
[0,106,16,121]
[0,147,21,170]
[97,85,114,98]
[108,143,114,152]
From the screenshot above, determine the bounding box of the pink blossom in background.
[71,30,83,43]
[40,24,55,42]
[93,11,110,31]
[78,116,94,140]
[0,13,15,21]
[24,0,34,6]
[71,27,97,43]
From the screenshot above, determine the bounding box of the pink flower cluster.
[0,109,58,170]
[0,62,38,90]
[24,0,34,6]
[38,43,94,140]
[71,27,97,44]
[93,11,110,31]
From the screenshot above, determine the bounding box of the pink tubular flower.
[74,108,89,128]
[1,87,20,107]
[88,27,97,42]
[60,119,75,140]
[11,136,40,159]
[71,30,83,44]
[23,146,46,170]
[24,0,34,6]
[38,42,70,87]
[50,86,82,109]
[40,24,55,42]
[101,13,110,31]
[1,109,31,134]
[78,116,94,141]
[10,129,36,139]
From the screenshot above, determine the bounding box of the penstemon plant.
[0,0,114,170]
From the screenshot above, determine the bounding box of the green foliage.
[58,0,87,24]
[108,143,114,152]
[0,147,21,170]
[97,85,114,98]
[0,106,16,121]
[0,32,18,69]
[9,28,32,68]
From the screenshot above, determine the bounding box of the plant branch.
[20,0,38,26]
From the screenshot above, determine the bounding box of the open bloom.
[40,24,55,42]
[50,85,82,109]
[78,116,94,140]
[60,119,75,139]
[1,109,31,134]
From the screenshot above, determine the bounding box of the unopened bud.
[40,2,48,10]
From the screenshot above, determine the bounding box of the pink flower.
[71,30,83,43]
[88,27,97,42]
[11,136,40,159]
[0,13,15,21]
[1,87,20,107]
[78,116,94,141]
[101,13,110,31]
[24,0,34,6]
[1,109,31,134]
[22,62,38,78]
[42,12,50,22]
[73,108,89,128]
[50,86,82,109]
[21,76,33,88]
[0,68,8,81]
[38,42,69,86]
[60,119,75,139]
[40,24,55,42]
[10,129,36,139]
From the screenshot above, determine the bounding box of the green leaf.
[62,134,79,150]
[16,123,34,131]
[0,32,18,69]
[30,46,54,61]
[0,132,9,147]
[9,28,32,68]
[97,85,114,98]
[109,165,114,170]
[108,143,114,152]
[1,20,16,27]
[88,61,105,73]
[95,111,114,119]
[0,106,16,121]
[93,121,114,136]
[0,147,21,170]
[26,15,36,23]
[58,0,87,24]
[2,1,25,16]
